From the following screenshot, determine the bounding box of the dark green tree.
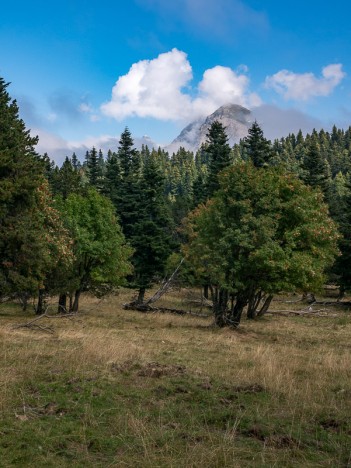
[302,137,331,196]
[184,163,339,327]
[243,121,273,168]
[130,154,173,303]
[103,151,121,206]
[205,121,232,197]
[332,173,351,296]
[51,156,82,199]
[0,78,51,298]
[87,147,103,189]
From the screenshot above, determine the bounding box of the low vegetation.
[1,289,350,467]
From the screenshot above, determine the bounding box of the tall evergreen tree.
[103,151,121,206]
[332,174,351,296]
[130,154,173,303]
[205,121,232,197]
[243,121,273,168]
[0,78,50,297]
[51,156,82,199]
[86,146,103,189]
[71,152,80,170]
[302,137,331,196]
[115,130,143,240]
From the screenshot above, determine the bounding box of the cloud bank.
[265,64,345,101]
[101,48,260,121]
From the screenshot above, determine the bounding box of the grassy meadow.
[0,289,350,467]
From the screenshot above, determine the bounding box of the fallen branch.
[123,302,209,318]
[314,301,351,306]
[268,309,338,317]
[13,307,77,333]
[144,257,185,306]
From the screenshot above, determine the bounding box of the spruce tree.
[87,147,101,188]
[52,156,82,199]
[243,121,273,168]
[103,151,121,206]
[205,121,232,198]
[0,78,54,297]
[130,154,173,303]
[302,137,331,196]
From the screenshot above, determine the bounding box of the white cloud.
[79,102,93,113]
[265,64,345,101]
[101,49,257,121]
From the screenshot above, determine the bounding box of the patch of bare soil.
[137,362,187,378]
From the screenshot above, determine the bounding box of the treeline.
[0,77,349,325]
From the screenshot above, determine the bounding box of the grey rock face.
[166,104,252,153]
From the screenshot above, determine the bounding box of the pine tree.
[116,134,143,240]
[52,156,82,199]
[87,147,101,188]
[205,121,232,197]
[243,121,273,168]
[118,127,136,177]
[103,151,121,205]
[130,154,173,303]
[333,174,351,295]
[0,78,54,297]
[71,152,80,170]
[302,137,331,196]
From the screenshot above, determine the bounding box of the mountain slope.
[166,104,252,153]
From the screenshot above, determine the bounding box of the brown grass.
[0,288,350,466]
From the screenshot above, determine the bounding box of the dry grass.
[0,289,350,467]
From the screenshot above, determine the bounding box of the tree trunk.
[337,286,345,301]
[19,292,29,311]
[247,290,262,319]
[69,294,73,312]
[36,289,46,315]
[58,294,67,313]
[257,294,273,316]
[229,294,247,328]
[137,287,146,304]
[71,289,81,312]
[213,288,228,327]
[203,284,209,300]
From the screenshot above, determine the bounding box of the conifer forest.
[2,77,349,324]
[1,76,351,466]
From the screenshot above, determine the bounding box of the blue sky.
[1,0,351,162]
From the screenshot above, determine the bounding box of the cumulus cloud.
[101,48,258,121]
[265,64,345,101]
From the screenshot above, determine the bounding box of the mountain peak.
[166,103,252,153]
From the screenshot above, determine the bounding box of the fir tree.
[130,154,173,303]
[0,77,49,297]
[243,121,273,168]
[52,156,82,199]
[302,137,331,196]
[205,121,232,197]
[87,147,102,189]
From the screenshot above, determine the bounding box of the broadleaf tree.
[183,162,339,327]
[58,188,133,311]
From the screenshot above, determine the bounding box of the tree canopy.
[183,162,339,327]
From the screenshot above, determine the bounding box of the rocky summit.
[166,104,252,153]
